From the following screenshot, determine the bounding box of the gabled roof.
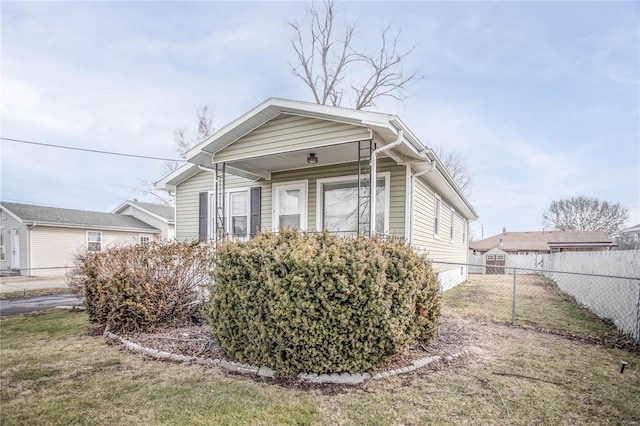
[112,200,175,223]
[469,230,615,252]
[156,97,479,221]
[0,201,160,232]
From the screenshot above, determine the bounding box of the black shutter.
[198,192,208,241]
[250,186,261,238]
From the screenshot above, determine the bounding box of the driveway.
[0,275,69,293]
[0,294,83,316]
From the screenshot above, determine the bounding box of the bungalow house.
[0,201,161,276]
[112,200,175,240]
[157,98,478,289]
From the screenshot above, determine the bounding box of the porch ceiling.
[224,142,364,178]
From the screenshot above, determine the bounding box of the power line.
[1,137,187,162]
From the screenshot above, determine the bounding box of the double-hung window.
[317,173,389,236]
[450,208,455,242]
[209,188,251,239]
[87,231,102,251]
[434,197,441,238]
[229,191,249,236]
[0,227,4,261]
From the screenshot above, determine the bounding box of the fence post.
[511,267,517,326]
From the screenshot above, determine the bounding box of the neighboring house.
[157,98,479,289]
[621,224,640,249]
[470,229,616,255]
[0,202,160,276]
[112,199,175,240]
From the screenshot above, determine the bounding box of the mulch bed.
[113,316,472,375]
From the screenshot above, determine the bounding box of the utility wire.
[1,137,187,162]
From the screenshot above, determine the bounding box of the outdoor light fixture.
[307,153,318,164]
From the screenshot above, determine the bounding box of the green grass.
[1,276,640,425]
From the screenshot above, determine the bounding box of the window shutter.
[250,186,261,238]
[198,192,208,241]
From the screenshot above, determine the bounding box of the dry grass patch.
[2,272,640,425]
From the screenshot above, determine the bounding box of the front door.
[11,228,20,270]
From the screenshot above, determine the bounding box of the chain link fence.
[432,260,640,345]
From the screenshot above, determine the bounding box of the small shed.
[484,246,507,274]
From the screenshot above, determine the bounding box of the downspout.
[370,129,403,236]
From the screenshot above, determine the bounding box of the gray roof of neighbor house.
[469,230,615,252]
[0,201,160,232]
[121,200,175,222]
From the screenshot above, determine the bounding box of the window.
[273,181,307,231]
[434,197,441,238]
[230,191,248,236]
[317,174,389,236]
[139,236,151,244]
[462,220,467,243]
[208,188,252,239]
[450,208,455,242]
[0,227,4,261]
[86,231,102,251]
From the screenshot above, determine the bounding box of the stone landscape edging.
[104,328,465,385]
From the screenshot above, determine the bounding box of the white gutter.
[370,129,403,236]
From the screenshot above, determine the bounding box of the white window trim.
[86,231,102,252]
[450,208,455,243]
[434,195,442,239]
[208,186,252,238]
[315,172,391,234]
[273,180,308,232]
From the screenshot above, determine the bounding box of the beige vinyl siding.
[174,170,254,240]
[258,157,405,236]
[214,114,372,163]
[29,226,144,276]
[412,176,468,264]
[175,157,407,239]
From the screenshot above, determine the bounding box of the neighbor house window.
[139,236,151,244]
[86,231,102,251]
[317,174,389,236]
[0,227,4,261]
[434,197,441,238]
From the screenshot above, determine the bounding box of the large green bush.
[208,230,440,375]
[71,241,214,332]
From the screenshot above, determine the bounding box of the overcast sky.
[2,1,638,239]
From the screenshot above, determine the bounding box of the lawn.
[1,275,639,425]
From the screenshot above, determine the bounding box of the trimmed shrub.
[70,241,214,332]
[207,230,440,375]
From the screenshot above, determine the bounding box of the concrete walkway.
[0,276,69,293]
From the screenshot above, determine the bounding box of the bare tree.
[164,105,215,173]
[433,146,472,197]
[542,196,629,238]
[289,1,420,110]
[136,178,174,207]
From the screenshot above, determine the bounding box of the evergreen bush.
[71,241,214,332]
[208,230,440,375]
